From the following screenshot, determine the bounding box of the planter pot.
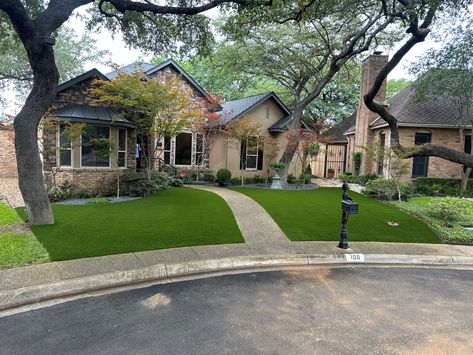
[327,171,335,179]
[271,172,283,190]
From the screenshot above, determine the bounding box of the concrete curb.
[1,253,473,313]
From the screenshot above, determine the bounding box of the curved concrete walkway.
[191,185,291,253]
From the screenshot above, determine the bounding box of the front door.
[175,133,192,166]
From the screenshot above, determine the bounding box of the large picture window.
[81,125,110,167]
[58,123,72,167]
[117,128,127,168]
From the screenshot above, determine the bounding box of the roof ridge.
[223,92,271,104]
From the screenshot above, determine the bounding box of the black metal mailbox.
[342,200,359,214]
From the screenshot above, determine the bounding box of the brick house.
[312,53,471,181]
[40,59,303,195]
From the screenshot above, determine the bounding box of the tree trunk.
[279,109,303,184]
[14,41,59,224]
[461,167,471,191]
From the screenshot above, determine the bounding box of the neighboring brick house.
[313,53,471,182]
[40,59,303,195]
[0,121,17,178]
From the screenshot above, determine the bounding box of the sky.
[2,4,438,116]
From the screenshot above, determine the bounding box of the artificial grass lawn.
[232,187,440,243]
[17,188,243,261]
[0,203,50,269]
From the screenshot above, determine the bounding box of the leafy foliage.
[216,168,232,184]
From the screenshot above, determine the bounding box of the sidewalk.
[1,240,472,313]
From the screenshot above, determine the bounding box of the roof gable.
[218,92,291,126]
[55,69,109,94]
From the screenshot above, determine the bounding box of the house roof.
[322,113,356,142]
[55,69,109,94]
[218,92,292,126]
[50,105,135,128]
[370,85,470,129]
[106,59,220,108]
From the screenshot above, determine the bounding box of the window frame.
[245,136,259,171]
[411,132,431,178]
[80,125,112,169]
[57,122,73,168]
[195,133,204,166]
[117,128,127,168]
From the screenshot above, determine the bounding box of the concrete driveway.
[1,265,472,354]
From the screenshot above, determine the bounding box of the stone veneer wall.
[0,122,17,178]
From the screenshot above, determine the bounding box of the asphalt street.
[1,266,472,355]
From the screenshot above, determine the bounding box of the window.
[58,123,72,167]
[265,107,270,119]
[163,136,171,164]
[81,125,110,167]
[117,128,127,168]
[377,133,385,175]
[412,132,431,177]
[195,133,204,166]
[240,137,264,171]
[175,132,192,165]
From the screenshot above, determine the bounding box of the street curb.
[1,253,473,313]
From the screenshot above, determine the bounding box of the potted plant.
[327,168,335,179]
[216,168,232,187]
[269,162,286,189]
[431,184,441,194]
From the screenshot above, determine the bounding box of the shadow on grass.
[17,188,244,261]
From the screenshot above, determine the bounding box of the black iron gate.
[324,144,347,178]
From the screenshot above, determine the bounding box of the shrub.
[202,171,215,182]
[299,173,312,184]
[244,177,254,184]
[253,175,263,183]
[169,178,184,187]
[339,173,378,186]
[352,152,362,176]
[287,173,296,184]
[416,177,473,189]
[230,177,241,185]
[415,184,433,196]
[270,162,286,170]
[121,171,154,197]
[151,171,169,190]
[363,179,408,200]
[327,168,335,173]
[427,197,472,223]
[216,168,232,183]
[48,180,74,202]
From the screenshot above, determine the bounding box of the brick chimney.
[353,52,388,175]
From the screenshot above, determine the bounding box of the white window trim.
[245,136,258,171]
[195,133,204,166]
[57,122,73,169]
[117,128,127,169]
[79,125,112,169]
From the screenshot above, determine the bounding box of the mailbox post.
[338,182,358,249]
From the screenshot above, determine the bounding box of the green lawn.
[17,188,243,261]
[232,187,440,243]
[1,203,50,269]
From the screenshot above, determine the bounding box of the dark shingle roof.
[322,113,356,142]
[55,69,109,94]
[370,85,470,128]
[218,92,291,126]
[51,105,135,128]
[106,59,220,108]
[268,114,294,132]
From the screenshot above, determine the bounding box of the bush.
[244,177,254,184]
[151,171,169,190]
[270,162,286,170]
[339,173,378,186]
[202,171,215,182]
[216,168,232,183]
[427,197,472,223]
[48,180,74,202]
[169,178,184,187]
[416,177,473,189]
[299,173,312,184]
[121,171,154,197]
[253,175,263,184]
[363,179,408,200]
[230,177,241,185]
[352,152,362,176]
[287,173,296,184]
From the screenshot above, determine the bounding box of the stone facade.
[0,122,17,178]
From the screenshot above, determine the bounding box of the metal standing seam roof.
[50,105,135,128]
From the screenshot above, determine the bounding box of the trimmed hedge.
[416,177,473,189]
